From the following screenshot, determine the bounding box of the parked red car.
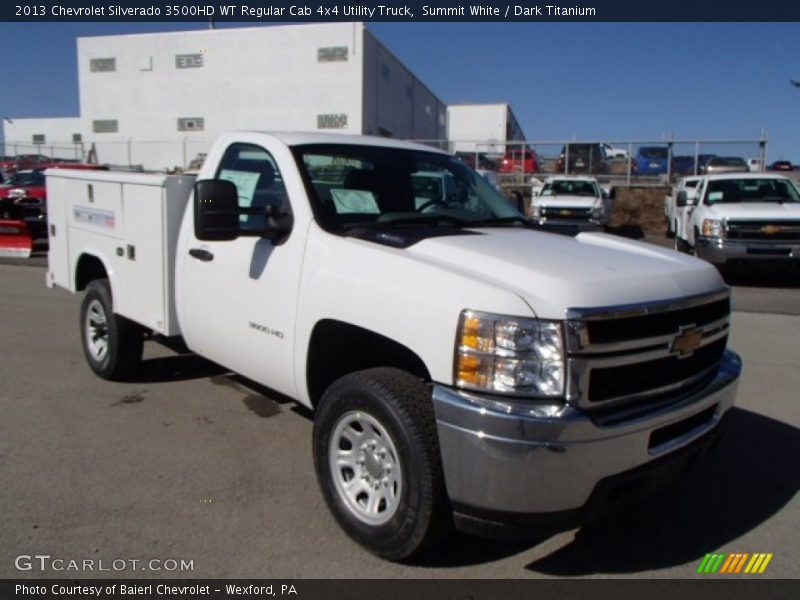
[768,160,794,172]
[497,147,539,174]
[0,155,18,173]
[0,164,106,235]
[0,170,47,221]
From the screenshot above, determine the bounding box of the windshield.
[8,171,45,186]
[293,144,522,230]
[705,178,800,204]
[541,180,599,197]
[711,157,746,166]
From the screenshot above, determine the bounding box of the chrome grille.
[564,290,730,409]
[540,206,592,220]
[727,220,800,242]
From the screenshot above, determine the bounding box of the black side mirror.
[608,187,617,200]
[194,179,240,241]
[676,190,688,207]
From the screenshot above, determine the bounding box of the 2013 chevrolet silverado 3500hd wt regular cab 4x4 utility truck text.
[46,132,741,560]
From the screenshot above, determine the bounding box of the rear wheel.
[80,279,143,380]
[313,368,451,560]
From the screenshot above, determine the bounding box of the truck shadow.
[524,407,799,575]
[126,337,229,383]
[723,269,800,289]
[413,408,799,572]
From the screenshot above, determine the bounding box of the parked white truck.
[530,176,611,229]
[46,132,740,560]
[673,172,800,267]
[665,176,701,240]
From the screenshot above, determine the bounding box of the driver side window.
[215,143,290,231]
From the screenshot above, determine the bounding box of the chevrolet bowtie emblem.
[671,325,703,358]
[559,209,572,216]
[760,225,781,235]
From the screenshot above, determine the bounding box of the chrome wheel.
[85,298,109,363]
[329,410,402,526]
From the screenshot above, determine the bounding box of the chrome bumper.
[696,236,800,265]
[432,350,741,517]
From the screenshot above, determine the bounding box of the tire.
[692,228,702,257]
[80,279,143,381]
[313,368,451,561]
[674,230,690,253]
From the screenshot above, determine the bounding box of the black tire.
[313,367,451,561]
[80,279,143,381]
[674,232,690,253]
[692,228,702,257]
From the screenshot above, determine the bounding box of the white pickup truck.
[46,132,740,560]
[665,176,701,240]
[530,176,611,229]
[673,172,800,267]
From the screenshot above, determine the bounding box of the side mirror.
[676,190,689,207]
[607,187,616,200]
[194,179,240,241]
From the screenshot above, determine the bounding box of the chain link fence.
[412,136,769,187]
[3,136,769,182]
[1,138,214,172]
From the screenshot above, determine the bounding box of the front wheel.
[80,279,143,380]
[313,368,451,561]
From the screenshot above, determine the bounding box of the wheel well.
[306,320,431,407]
[75,254,108,291]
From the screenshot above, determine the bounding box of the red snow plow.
[0,218,33,258]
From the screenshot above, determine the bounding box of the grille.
[541,206,592,220]
[727,220,800,242]
[566,291,730,409]
[586,297,729,345]
[588,337,727,403]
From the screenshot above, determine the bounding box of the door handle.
[189,248,214,262]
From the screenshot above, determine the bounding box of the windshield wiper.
[377,215,471,227]
[465,216,532,228]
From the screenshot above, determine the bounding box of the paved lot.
[0,263,798,579]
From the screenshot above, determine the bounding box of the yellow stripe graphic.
[745,554,762,573]
[758,554,773,573]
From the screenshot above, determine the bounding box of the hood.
[707,202,800,220]
[532,195,599,208]
[404,228,724,319]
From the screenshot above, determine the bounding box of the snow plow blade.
[0,219,34,258]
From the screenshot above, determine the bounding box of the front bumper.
[696,236,800,265]
[432,350,740,524]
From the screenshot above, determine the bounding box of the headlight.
[454,310,565,397]
[531,204,542,217]
[591,203,604,218]
[702,219,724,237]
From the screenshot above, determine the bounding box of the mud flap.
[0,219,33,258]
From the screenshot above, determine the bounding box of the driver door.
[180,141,304,398]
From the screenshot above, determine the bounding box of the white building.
[447,103,527,157]
[3,23,448,170]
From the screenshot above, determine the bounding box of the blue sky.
[1,21,798,161]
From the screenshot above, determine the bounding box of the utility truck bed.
[46,169,196,336]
